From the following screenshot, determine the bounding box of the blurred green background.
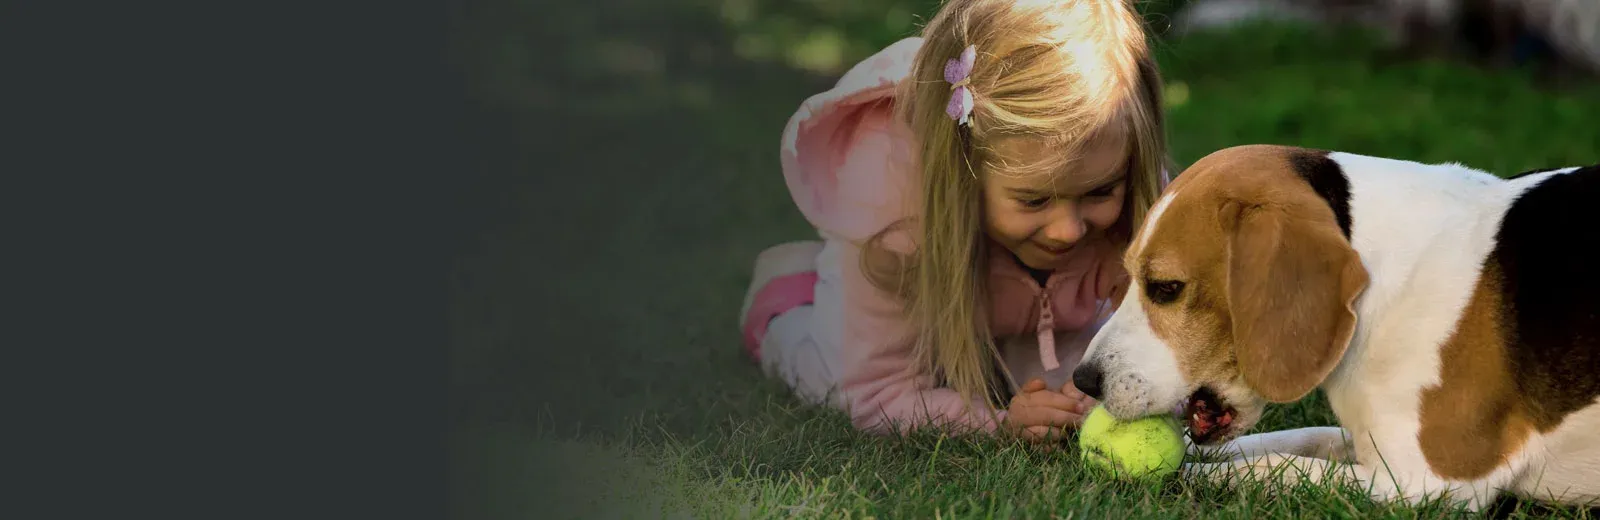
[447,0,1600,518]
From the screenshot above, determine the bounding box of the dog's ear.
[1222,199,1368,403]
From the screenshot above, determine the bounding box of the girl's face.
[981,132,1129,271]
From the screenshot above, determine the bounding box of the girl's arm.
[832,239,1009,435]
[835,246,1125,435]
[775,37,1018,435]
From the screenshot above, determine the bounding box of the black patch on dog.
[1287,149,1353,239]
[1507,166,1564,179]
[1491,163,1600,428]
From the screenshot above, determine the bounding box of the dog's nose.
[1072,363,1104,401]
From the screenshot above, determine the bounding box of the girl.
[740,0,1174,443]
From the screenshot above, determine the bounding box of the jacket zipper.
[1032,273,1059,372]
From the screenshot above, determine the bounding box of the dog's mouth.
[1184,387,1237,445]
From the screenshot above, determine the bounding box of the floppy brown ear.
[1223,200,1369,403]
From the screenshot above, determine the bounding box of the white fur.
[1133,189,1177,254]
[1096,150,1600,511]
[1084,289,1190,419]
[1513,397,1600,503]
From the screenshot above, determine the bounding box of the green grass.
[448,3,1600,518]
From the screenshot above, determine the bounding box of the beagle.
[1070,144,1600,511]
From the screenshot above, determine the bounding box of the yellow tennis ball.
[1077,405,1185,480]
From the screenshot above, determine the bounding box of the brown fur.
[1130,145,1370,401]
[1222,197,1368,403]
[1418,260,1537,480]
[1133,183,1234,385]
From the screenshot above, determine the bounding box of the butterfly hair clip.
[943,45,977,126]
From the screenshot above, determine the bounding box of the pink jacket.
[779,37,1144,435]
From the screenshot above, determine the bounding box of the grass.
[447,2,1600,518]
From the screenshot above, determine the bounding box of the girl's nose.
[1042,204,1087,245]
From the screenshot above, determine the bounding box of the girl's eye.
[1019,196,1050,208]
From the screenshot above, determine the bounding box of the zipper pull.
[1037,290,1059,371]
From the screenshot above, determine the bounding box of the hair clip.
[944,45,976,126]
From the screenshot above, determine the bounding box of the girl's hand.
[1058,380,1099,415]
[1003,378,1096,444]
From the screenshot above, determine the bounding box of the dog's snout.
[1072,363,1104,401]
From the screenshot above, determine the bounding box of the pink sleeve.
[777,36,1008,435]
[833,237,1009,435]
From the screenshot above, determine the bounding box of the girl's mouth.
[1036,242,1073,256]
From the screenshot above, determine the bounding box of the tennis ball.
[1077,405,1185,480]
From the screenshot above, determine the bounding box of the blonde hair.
[861,0,1172,412]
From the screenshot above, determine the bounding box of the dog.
[1070,144,1600,511]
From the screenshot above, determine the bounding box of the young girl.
[740,0,1174,442]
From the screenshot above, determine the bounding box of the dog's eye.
[1145,280,1185,304]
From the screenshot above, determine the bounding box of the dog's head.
[1072,144,1370,445]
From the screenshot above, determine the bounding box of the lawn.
[447,0,1600,517]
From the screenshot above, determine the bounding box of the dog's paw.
[1182,457,1275,487]
[1183,438,1244,464]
